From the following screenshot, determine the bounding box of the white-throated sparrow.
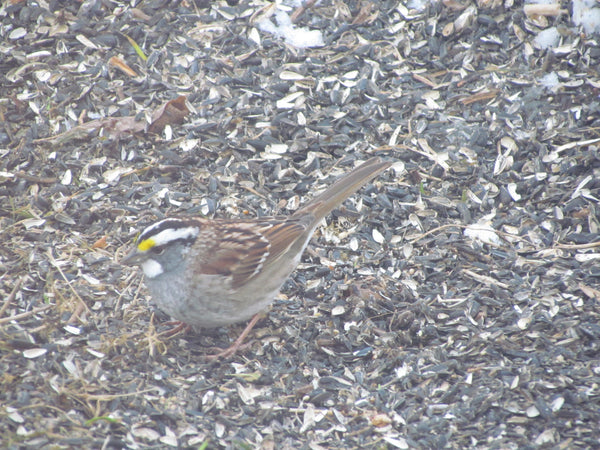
[122,157,391,357]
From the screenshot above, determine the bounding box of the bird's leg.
[158,321,190,337]
[204,313,264,360]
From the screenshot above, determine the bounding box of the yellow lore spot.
[137,238,156,252]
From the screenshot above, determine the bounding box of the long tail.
[294,157,392,222]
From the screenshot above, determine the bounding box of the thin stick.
[290,0,318,23]
[0,304,53,325]
[0,276,23,318]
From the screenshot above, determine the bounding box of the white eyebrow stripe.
[150,226,199,247]
[140,218,185,237]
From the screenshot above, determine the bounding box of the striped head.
[122,218,200,279]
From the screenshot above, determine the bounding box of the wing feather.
[193,219,308,289]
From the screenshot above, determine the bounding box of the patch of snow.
[573,0,600,34]
[534,27,560,49]
[258,10,324,49]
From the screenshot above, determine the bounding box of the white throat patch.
[141,259,164,278]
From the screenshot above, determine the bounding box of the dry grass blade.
[47,249,91,318]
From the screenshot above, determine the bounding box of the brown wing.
[194,219,309,289]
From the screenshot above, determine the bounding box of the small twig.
[14,172,58,184]
[0,276,23,318]
[459,89,499,106]
[67,301,88,325]
[523,4,568,18]
[290,0,318,23]
[28,323,50,334]
[412,73,437,88]
[0,304,53,325]
[463,268,511,290]
[240,184,268,200]
[407,223,463,244]
[554,241,600,250]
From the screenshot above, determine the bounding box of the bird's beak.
[121,248,145,266]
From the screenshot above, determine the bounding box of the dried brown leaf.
[92,236,108,249]
[148,96,190,134]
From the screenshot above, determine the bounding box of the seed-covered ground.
[1,1,599,448]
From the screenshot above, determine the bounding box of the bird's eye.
[152,247,165,255]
